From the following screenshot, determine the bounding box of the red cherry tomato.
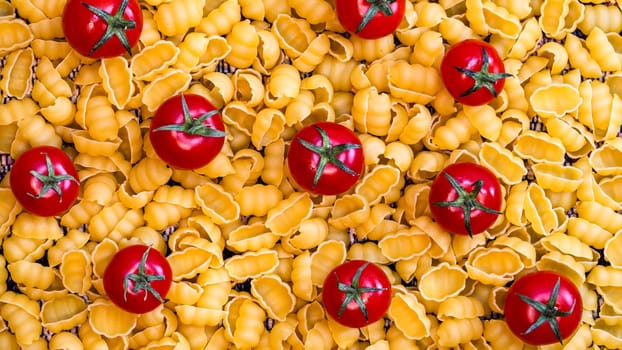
[322,260,392,328]
[440,39,511,106]
[505,270,582,345]
[149,93,226,170]
[335,0,406,39]
[103,245,172,314]
[287,122,364,195]
[63,0,143,58]
[9,146,80,217]
[429,162,502,236]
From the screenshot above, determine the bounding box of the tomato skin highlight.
[335,0,406,39]
[440,39,510,106]
[322,260,392,328]
[149,93,226,170]
[505,271,582,346]
[429,162,502,236]
[287,122,364,195]
[63,0,143,58]
[9,146,80,217]
[103,245,172,314]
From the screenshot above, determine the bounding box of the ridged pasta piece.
[99,56,133,109]
[196,0,240,37]
[578,4,622,34]
[532,163,583,192]
[388,292,431,340]
[309,240,346,286]
[568,216,614,250]
[251,274,295,322]
[352,86,392,135]
[465,247,524,286]
[530,83,582,119]
[0,18,32,55]
[265,192,313,236]
[225,19,259,69]
[0,47,33,99]
[293,33,330,73]
[565,33,602,79]
[388,61,443,105]
[536,251,586,287]
[11,212,63,240]
[462,104,501,141]
[590,141,622,176]
[224,297,266,349]
[478,142,526,185]
[224,249,279,282]
[290,251,316,301]
[251,108,285,149]
[87,298,138,338]
[513,130,566,164]
[226,222,280,253]
[355,164,401,206]
[40,294,87,334]
[264,64,300,109]
[418,262,467,302]
[130,40,180,81]
[482,1,521,39]
[60,249,92,294]
[577,200,622,234]
[141,69,192,112]
[328,194,370,230]
[437,318,483,347]
[154,0,204,37]
[378,228,431,262]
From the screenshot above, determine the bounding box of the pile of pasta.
[1,0,622,348]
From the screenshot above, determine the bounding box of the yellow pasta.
[224,249,279,282]
[196,0,240,37]
[40,294,88,334]
[465,247,524,286]
[418,262,467,302]
[225,19,259,69]
[388,292,431,340]
[141,69,192,112]
[265,64,301,109]
[0,18,32,55]
[227,222,280,253]
[0,47,33,99]
[250,274,295,322]
[59,249,92,294]
[154,0,204,37]
[388,61,443,105]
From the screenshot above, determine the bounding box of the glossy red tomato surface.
[287,122,364,195]
[429,162,502,236]
[103,245,172,314]
[322,260,392,328]
[505,270,582,345]
[440,39,511,106]
[9,146,80,217]
[335,0,406,39]
[149,93,226,170]
[63,0,143,58]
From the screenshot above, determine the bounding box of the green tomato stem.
[334,262,387,322]
[153,94,226,137]
[433,171,501,237]
[123,246,166,303]
[82,0,137,56]
[516,277,576,345]
[28,151,78,201]
[454,46,512,98]
[356,0,397,33]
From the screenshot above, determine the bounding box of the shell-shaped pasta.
[352,86,392,136]
[481,1,521,39]
[141,69,192,112]
[265,64,301,109]
[83,95,118,142]
[532,162,583,192]
[310,240,346,286]
[196,0,240,37]
[175,305,227,327]
[565,33,602,79]
[12,212,63,240]
[388,292,431,340]
[224,249,279,282]
[7,260,55,289]
[418,262,467,302]
[567,217,613,250]
[577,200,622,234]
[478,142,526,185]
[2,235,51,265]
[545,116,594,158]
[46,229,89,267]
[250,274,295,322]
[437,296,485,321]
[130,40,179,81]
[0,18,32,55]
[536,251,586,287]
[293,33,330,73]
[0,47,33,99]
[60,249,92,294]
[586,27,621,72]
[283,217,328,252]
[87,298,138,338]
[0,303,41,346]
[465,247,524,286]
[224,297,266,349]
[539,0,585,39]
[235,184,282,217]
[592,318,622,349]
[232,69,264,107]
[355,164,401,206]
[271,14,314,59]
[523,182,560,236]
[40,294,87,334]
[253,29,280,73]
[128,157,172,193]
[513,130,566,164]
[13,113,62,153]
[99,56,134,109]
[541,232,595,266]
[222,101,256,136]
[251,108,285,149]
[328,194,370,230]
[40,96,76,126]
[225,20,259,69]
[167,244,220,280]
[437,317,483,348]
[226,222,280,253]
[590,141,622,176]
[462,104,502,141]
[529,84,582,119]
[154,0,204,37]
[378,228,431,262]
[0,188,19,238]
[351,33,396,63]
[291,251,316,301]
[88,202,141,242]
[265,192,313,236]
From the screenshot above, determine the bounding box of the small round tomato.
[287,122,364,195]
[322,260,391,328]
[9,146,80,217]
[149,93,226,170]
[440,39,511,106]
[505,271,582,345]
[103,245,172,314]
[63,0,143,58]
[429,162,502,236]
[335,0,406,39]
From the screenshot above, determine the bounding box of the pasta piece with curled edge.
[532,162,583,192]
[483,319,524,349]
[437,318,483,348]
[154,0,204,37]
[482,1,521,39]
[513,130,566,164]
[130,40,180,81]
[389,61,443,105]
[167,244,221,281]
[328,194,370,231]
[465,247,524,286]
[141,69,192,112]
[524,182,560,236]
[537,251,586,288]
[87,298,138,338]
[251,274,296,322]
[227,222,280,253]
[418,262,467,302]
[194,182,240,226]
[266,192,313,237]
[0,18,32,55]
[310,240,346,286]
[196,0,240,37]
[0,47,33,99]
[41,294,88,334]
[388,292,431,340]
[529,83,582,119]
[378,228,431,262]
[225,20,259,69]
[60,249,92,294]
[224,297,266,349]
[224,249,279,282]
[478,142,526,185]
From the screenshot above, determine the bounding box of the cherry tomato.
[9,146,80,217]
[287,122,364,195]
[505,270,582,345]
[440,39,511,106]
[63,0,143,58]
[429,162,502,236]
[335,0,406,39]
[103,245,172,314]
[149,93,226,170]
[322,260,392,328]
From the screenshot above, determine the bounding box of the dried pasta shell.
[524,183,559,236]
[328,194,370,230]
[482,2,521,39]
[130,40,180,80]
[352,86,392,136]
[388,61,442,104]
[99,56,134,109]
[465,247,524,286]
[224,249,279,282]
[0,19,32,55]
[478,142,526,185]
[536,251,586,286]
[355,164,401,206]
[590,141,622,176]
[271,14,315,58]
[0,188,19,239]
[285,217,328,251]
[87,298,138,337]
[532,163,583,192]
[378,228,431,262]
[530,84,582,119]
[388,292,431,340]
[222,101,256,136]
[40,294,87,333]
[0,47,34,99]
[265,192,313,236]
[175,305,227,327]
[195,182,240,225]
[419,262,467,302]
[513,130,566,164]
[226,222,280,253]
[141,69,192,112]
[251,274,295,322]
[310,240,347,286]
[592,318,622,349]
[167,244,220,280]
[491,236,537,269]
[539,0,585,39]
[59,249,91,294]
[12,212,63,240]
[605,231,622,268]
[251,108,285,149]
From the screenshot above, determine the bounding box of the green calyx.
[28,152,79,201]
[123,246,166,303]
[356,0,397,33]
[517,277,575,345]
[82,0,137,56]
[455,46,512,98]
[433,172,501,237]
[153,94,226,137]
[335,262,387,321]
[297,125,361,189]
